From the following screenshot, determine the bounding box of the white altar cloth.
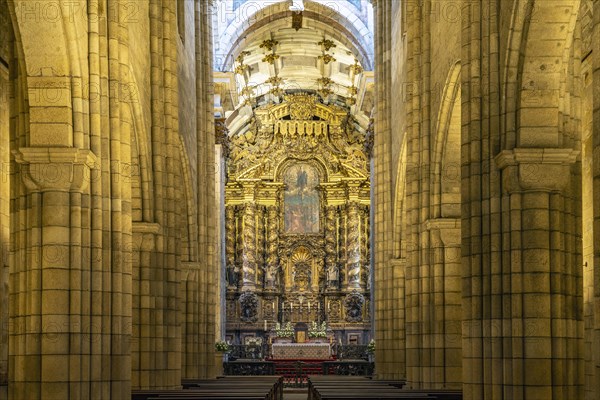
[271,343,331,360]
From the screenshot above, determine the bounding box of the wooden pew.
[133,375,283,400]
[307,376,462,400]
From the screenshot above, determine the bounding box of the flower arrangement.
[366,339,375,354]
[274,322,294,338]
[215,341,231,353]
[308,321,328,338]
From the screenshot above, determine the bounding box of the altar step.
[273,360,324,385]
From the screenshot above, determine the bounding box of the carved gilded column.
[346,202,362,289]
[242,203,257,290]
[265,206,279,290]
[360,205,370,290]
[338,206,347,285]
[256,206,266,286]
[225,206,237,289]
[325,206,339,289]
[236,205,244,289]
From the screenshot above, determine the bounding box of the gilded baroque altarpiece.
[222,94,372,343]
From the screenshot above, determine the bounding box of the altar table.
[271,343,331,360]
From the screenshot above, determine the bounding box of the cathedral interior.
[0,0,599,399]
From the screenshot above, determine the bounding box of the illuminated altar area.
[221,90,372,351]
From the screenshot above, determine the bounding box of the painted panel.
[284,164,320,233]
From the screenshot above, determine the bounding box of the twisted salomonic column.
[256,206,265,286]
[346,202,362,289]
[325,206,339,289]
[236,205,244,288]
[265,206,279,289]
[241,203,257,289]
[360,205,370,290]
[225,206,237,288]
[338,206,347,285]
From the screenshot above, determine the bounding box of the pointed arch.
[431,61,461,219]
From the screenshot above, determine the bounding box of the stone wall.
[0,0,217,398]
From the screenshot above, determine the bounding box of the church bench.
[135,390,269,400]
[133,376,283,400]
[181,376,283,399]
[307,376,462,400]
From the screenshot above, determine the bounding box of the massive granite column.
[591,1,600,399]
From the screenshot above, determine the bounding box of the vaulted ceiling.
[213,0,375,122]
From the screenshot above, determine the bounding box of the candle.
[318,303,321,312]
[264,320,267,331]
[308,301,311,312]
[272,301,275,310]
[290,302,293,311]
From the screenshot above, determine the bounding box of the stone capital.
[494,148,579,193]
[424,218,461,247]
[132,222,161,252]
[389,258,407,268]
[13,147,98,193]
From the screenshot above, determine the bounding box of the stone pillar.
[325,206,339,289]
[131,223,160,390]
[389,258,406,381]
[0,54,8,392]
[265,206,279,290]
[241,203,257,290]
[370,0,396,379]
[591,1,600,399]
[346,202,362,289]
[180,262,202,379]
[11,149,118,400]
[462,148,580,400]
[425,219,462,389]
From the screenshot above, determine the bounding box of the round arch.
[215,1,373,71]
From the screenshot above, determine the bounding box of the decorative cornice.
[132,222,161,235]
[13,147,98,192]
[494,148,579,193]
[494,148,579,170]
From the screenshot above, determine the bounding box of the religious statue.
[265,264,278,288]
[226,264,239,287]
[327,265,339,287]
[348,262,361,286]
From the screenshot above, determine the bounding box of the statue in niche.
[348,262,361,286]
[227,264,239,287]
[327,265,339,288]
[293,262,311,291]
[265,265,279,288]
